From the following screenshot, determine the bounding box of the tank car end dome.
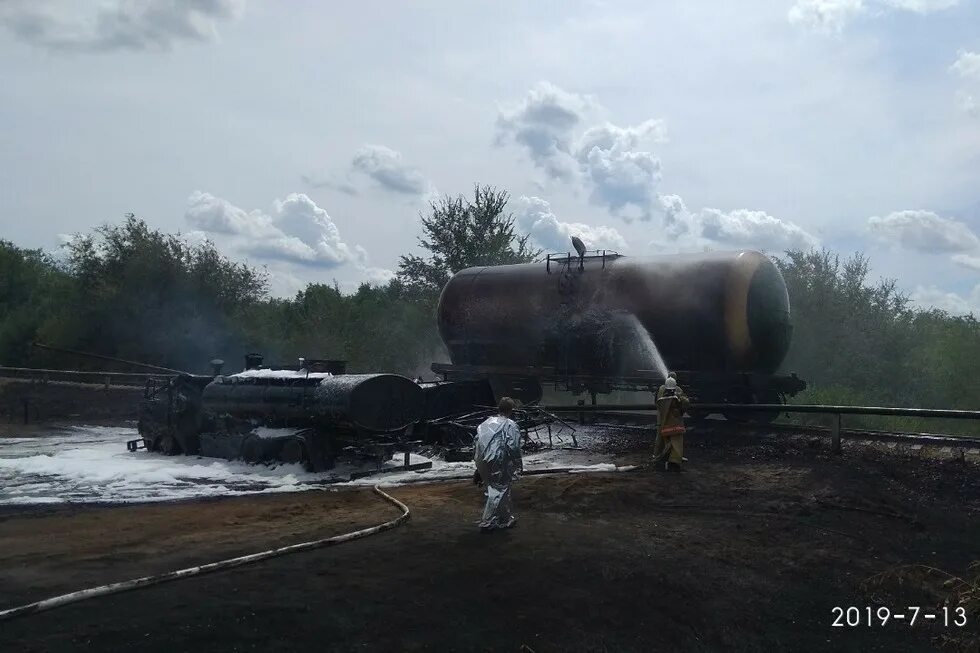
[734,253,792,372]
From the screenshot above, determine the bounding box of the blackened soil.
[0,434,978,652]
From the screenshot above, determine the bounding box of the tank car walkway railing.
[542,402,980,454]
[0,366,175,388]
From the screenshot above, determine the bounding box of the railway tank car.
[137,357,423,470]
[433,248,805,410]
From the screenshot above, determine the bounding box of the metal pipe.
[542,403,980,420]
[831,413,842,454]
[31,343,187,375]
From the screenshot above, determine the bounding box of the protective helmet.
[665,377,677,390]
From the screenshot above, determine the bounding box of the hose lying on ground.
[0,465,634,621]
[357,464,636,488]
[0,485,409,622]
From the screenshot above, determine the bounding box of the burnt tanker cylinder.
[201,373,422,432]
[436,250,793,376]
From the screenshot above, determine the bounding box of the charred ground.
[1,431,977,653]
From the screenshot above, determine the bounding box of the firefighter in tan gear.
[653,374,689,471]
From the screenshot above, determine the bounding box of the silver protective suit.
[473,415,523,529]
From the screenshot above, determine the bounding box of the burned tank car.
[137,362,424,470]
[435,250,804,406]
[202,372,422,432]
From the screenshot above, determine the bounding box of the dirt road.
[1,437,977,652]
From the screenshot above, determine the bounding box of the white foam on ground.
[0,426,323,505]
[252,426,306,439]
[227,369,333,380]
[0,425,627,505]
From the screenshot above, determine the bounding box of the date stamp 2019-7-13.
[832,606,968,628]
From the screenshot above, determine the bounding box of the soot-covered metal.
[135,247,807,471]
[434,249,805,405]
[138,364,430,471]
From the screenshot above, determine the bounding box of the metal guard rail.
[543,403,980,420]
[0,366,175,386]
[542,402,980,454]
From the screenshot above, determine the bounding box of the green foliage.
[905,310,980,410]
[238,280,441,375]
[1,202,979,418]
[0,241,68,365]
[776,249,915,404]
[0,210,467,375]
[775,247,980,433]
[37,216,269,372]
[398,184,540,298]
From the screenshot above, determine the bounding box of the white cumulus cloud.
[305,144,433,198]
[868,210,980,253]
[516,196,626,252]
[185,191,366,269]
[500,86,817,241]
[658,194,694,239]
[655,194,818,252]
[882,0,961,12]
[0,0,244,53]
[910,283,980,316]
[494,81,594,182]
[496,83,666,221]
[788,0,961,32]
[350,145,433,196]
[699,208,818,251]
[951,51,980,81]
[952,253,980,271]
[788,0,865,33]
[956,92,979,117]
[573,121,666,222]
[361,267,396,285]
[951,51,980,117]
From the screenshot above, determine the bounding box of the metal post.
[831,413,842,455]
[403,450,410,468]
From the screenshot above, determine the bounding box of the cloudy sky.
[1,1,978,311]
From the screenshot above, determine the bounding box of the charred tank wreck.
[136,246,806,469]
[136,356,494,471]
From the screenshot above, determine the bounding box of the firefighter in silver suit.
[473,397,523,531]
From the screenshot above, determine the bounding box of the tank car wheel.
[724,391,782,425]
[158,434,181,456]
[723,389,753,424]
[280,437,312,472]
[241,434,266,463]
[722,411,751,424]
[748,391,784,425]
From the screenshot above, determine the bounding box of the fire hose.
[0,465,635,622]
[0,486,410,622]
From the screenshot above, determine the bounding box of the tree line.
[1,185,978,429]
